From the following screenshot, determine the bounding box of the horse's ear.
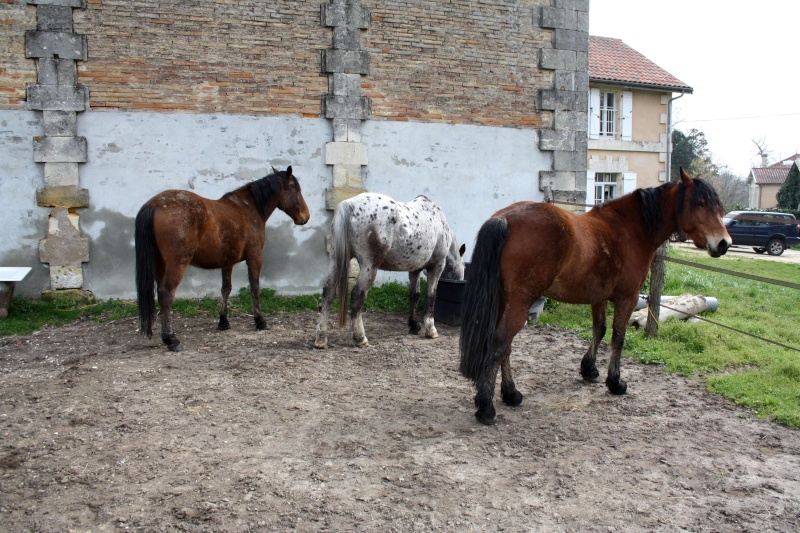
[271,166,279,175]
[679,166,694,187]
[459,243,466,257]
[286,165,292,177]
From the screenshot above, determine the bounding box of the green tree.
[776,163,800,215]
[670,128,716,181]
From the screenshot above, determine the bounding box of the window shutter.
[586,172,596,211]
[622,172,637,194]
[589,89,600,140]
[621,91,633,141]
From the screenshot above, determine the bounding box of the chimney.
[761,154,769,167]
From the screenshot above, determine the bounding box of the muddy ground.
[0,309,798,532]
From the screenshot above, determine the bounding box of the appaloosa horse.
[315,193,465,349]
[460,168,731,424]
[135,166,310,352]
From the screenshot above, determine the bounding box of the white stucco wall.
[361,120,548,284]
[1,109,549,299]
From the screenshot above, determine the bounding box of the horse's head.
[442,240,466,281]
[676,167,731,257]
[272,165,310,225]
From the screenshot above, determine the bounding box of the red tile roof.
[751,166,790,185]
[768,154,800,168]
[589,36,693,93]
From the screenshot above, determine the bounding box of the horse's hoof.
[409,324,421,335]
[475,408,497,426]
[313,338,328,349]
[255,316,271,331]
[354,337,369,347]
[168,341,184,352]
[217,319,231,331]
[425,330,439,339]
[606,378,627,395]
[502,389,524,407]
[580,361,600,382]
[583,375,601,384]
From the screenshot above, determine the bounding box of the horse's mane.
[630,177,722,238]
[676,177,723,217]
[223,170,298,220]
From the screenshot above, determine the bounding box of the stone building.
[1,0,589,299]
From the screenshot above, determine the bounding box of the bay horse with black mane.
[460,168,731,425]
[135,166,310,352]
[315,193,465,349]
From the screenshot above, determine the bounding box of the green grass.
[539,247,800,427]
[0,280,423,337]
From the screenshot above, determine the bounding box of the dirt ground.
[0,309,798,532]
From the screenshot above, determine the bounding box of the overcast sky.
[589,0,800,177]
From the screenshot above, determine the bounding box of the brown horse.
[459,168,731,425]
[135,166,310,352]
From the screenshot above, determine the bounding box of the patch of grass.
[0,297,139,336]
[540,246,800,427]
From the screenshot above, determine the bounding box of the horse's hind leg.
[218,266,233,331]
[157,263,187,352]
[580,301,607,383]
[314,268,336,349]
[422,266,443,339]
[475,299,529,424]
[497,299,529,407]
[407,270,422,335]
[350,264,377,347]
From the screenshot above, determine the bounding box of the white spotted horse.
[315,193,465,348]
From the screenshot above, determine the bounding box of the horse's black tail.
[331,201,354,327]
[135,204,157,338]
[459,216,508,383]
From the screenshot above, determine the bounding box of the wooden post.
[645,240,669,337]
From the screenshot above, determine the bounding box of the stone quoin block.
[323,95,370,120]
[44,163,80,187]
[26,84,87,111]
[322,49,370,75]
[33,136,87,163]
[321,3,370,29]
[36,5,74,31]
[36,186,90,208]
[325,141,368,167]
[554,28,588,53]
[539,48,577,71]
[27,0,87,7]
[43,110,77,136]
[25,31,88,61]
[539,130,574,152]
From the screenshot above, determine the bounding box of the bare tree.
[752,138,771,167]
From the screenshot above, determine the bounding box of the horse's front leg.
[407,270,422,335]
[246,258,270,331]
[422,265,443,339]
[606,297,638,395]
[218,266,233,330]
[350,264,377,347]
[580,301,607,383]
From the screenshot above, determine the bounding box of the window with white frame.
[589,89,633,141]
[599,91,616,137]
[594,173,618,204]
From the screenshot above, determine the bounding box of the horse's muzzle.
[707,239,730,258]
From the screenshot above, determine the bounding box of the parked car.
[723,211,800,256]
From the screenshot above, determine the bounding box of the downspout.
[666,90,686,183]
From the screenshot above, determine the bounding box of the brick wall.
[73,0,328,116]
[364,0,553,128]
[0,0,556,129]
[0,1,36,109]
